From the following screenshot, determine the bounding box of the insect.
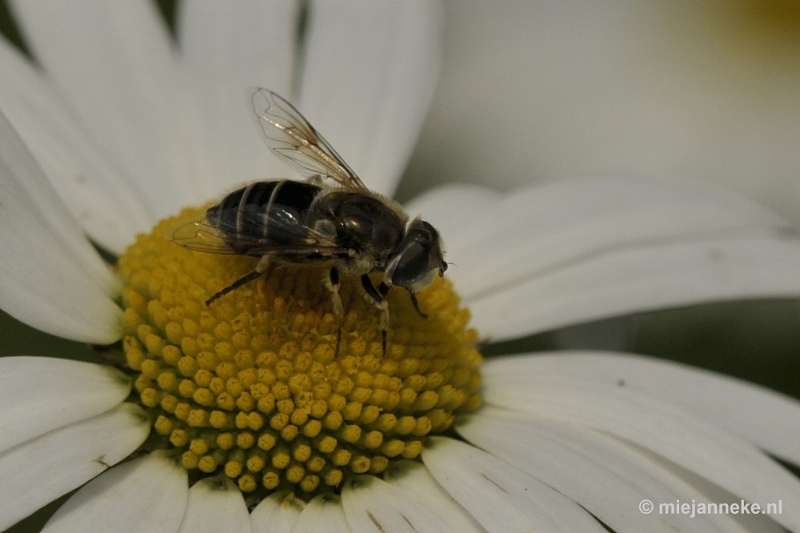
[167,88,447,356]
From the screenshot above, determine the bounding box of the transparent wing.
[165,209,348,257]
[165,213,240,254]
[251,87,368,191]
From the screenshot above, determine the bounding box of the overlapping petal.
[8,0,200,219]
[0,403,150,532]
[287,495,350,533]
[176,478,252,533]
[0,111,122,343]
[422,437,606,533]
[341,475,459,533]
[481,353,800,532]
[40,451,188,533]
[459,407,763,533]
[491,352,800,466]
[409,177,800,341]
[0,37,153,252]
[179,0,442,200]
[177,0,298,199]
[298,0,442,196]
[384,461,485,533]
[250,491,305,533]
[0,357,131,453]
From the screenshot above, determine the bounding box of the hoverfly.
[167,88,447,356]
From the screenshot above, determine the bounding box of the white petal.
[0,403,150,532]
[342,474,459,533]
[383,461,487,533]
[404,183,503,245]
[299,0,443,196]
[459,407,753,533]
[470,231,800,341]
[482,354,800,532]
[422,437,605,533]
[434,175,784,285]
[0,110,122,343]
[664,473,789,533]
[251,491,305,533]
[0,108,119,289]
[289,494,349,533]
[0,37,153,252]
[437,178,800,341]
[177,477,252,533]
[9,0,200,219]
[178,0,298,199]
[492,352,800,468]
[41,450,188,533]
[0,357,131,454]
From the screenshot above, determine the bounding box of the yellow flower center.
[116,207,482,499]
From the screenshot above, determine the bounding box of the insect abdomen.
[207,180,322,252]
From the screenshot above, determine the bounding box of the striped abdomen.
[206,180,322,253]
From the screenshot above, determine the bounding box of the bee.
[167,88,447,356]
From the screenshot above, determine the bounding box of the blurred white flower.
[405,0,800,224]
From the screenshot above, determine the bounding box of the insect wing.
[251,88,367,191]
[165,213,239,254]
[166,208,347,257]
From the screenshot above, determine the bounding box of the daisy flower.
[409,0,800,224]
[1,2,800,533]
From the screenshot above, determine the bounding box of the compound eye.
[391,242,436,291]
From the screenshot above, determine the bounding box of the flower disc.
[116,208,482,499]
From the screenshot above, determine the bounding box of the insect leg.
[380,281,427,318]
[408,291,428,319]
[324,266,344,357]
[361,274,389,356]
[206,256,270,306]
[378,281,391,297]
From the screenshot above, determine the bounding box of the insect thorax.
[316,191,406,269]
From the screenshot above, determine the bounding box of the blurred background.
[1,0,799,412]
[401,0,800,219]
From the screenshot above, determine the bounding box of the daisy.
[410,0,800,224]
[1,2,800,533]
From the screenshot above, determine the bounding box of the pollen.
[116,208,482,500]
